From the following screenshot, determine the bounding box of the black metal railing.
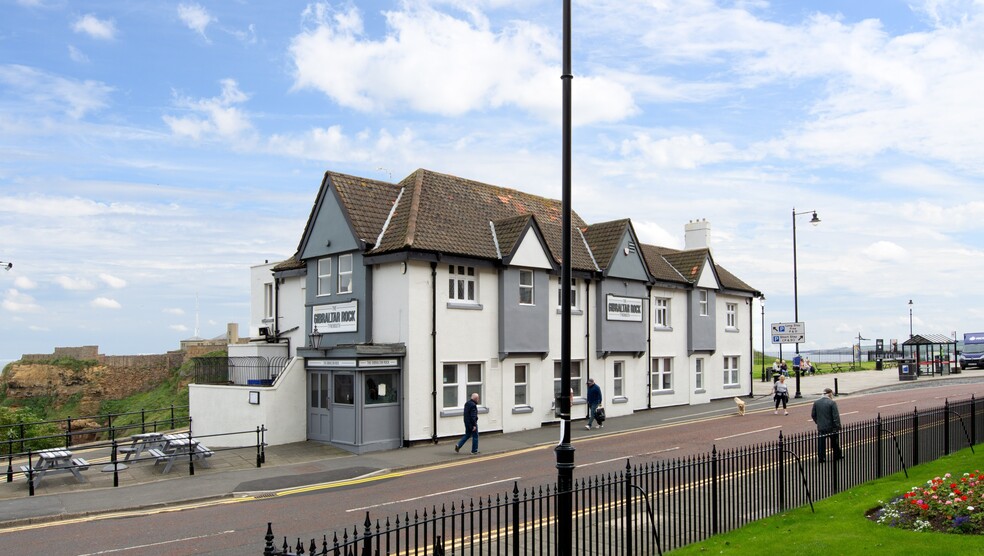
[0,405,189,454]
[264,394,982,555]
[193,356,291,386]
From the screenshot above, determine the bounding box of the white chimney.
[684,219,711,251]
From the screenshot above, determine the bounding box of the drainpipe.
[748,297,754,398]
[431,262,438,444]
[647,285,652,409]
[584,278,590,382]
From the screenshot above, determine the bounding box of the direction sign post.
[771,322,806,345]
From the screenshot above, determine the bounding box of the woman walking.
[773,375,790,415]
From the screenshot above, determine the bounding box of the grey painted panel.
[498,268,549,354]
[596,280,648,354]
[690,289,717,352]
[606,234,650,282]
[363,404,400,443]
[332,406,357,444]
[305,251,370,346]
[302,187,360,260]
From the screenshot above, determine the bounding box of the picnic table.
[148,433,213,474]
[20,448,89,488]
[119,432,165,462]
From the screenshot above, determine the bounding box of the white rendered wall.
[544,279,589,424]
[712,293,750,399]
[249,262,276,337]
[649,288,693,408]
[189,357,306,447]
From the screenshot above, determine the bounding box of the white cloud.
[170,324,189,332]
[163,79,255,142]
[72,14,117,40]
[68,45,89,63]
[2,289,41,313]
[0,65,113,119]
[620,133,742,169]
[56,275,96,290]
[163,307,185,315]
[91,297,121,309]
[13,276,36,289]
[99,273,127,288]
[862,241,908,262]
[288,4,634,125]
[178,3,214,40]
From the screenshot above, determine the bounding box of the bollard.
[834,378,839,396]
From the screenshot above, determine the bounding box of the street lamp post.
[792,208,820,399]
[761,298,766,382]
[908,299,914,338]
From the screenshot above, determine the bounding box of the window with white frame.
[554,360,583,398]
[613,361,624,397]
[442,362,483,409]
[723,355,740,386]
[449,265,477,303]
[652,357,672,391]
[514,363,528,406]
[519,269,534,305]
[654,298,670,328]
[337,254,353,294]
[695,358,704,390]
[726,303,737,328]
[317,258,332,296]
[263,283,274,320]
[556,278,578,309]
[699,290,708,316]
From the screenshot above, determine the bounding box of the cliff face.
[2,361,177,414]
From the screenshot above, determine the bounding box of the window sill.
[652,326,672,332]
[512,405,534,414]
[440,406,490,418]
[651,389,675,396]
[611,396,628,404]
[723,384,741,390]
[555,308,584,315]
[447,302,483,310]
[694,388,706,394]
[725,327,739,333]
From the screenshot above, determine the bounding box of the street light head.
[1,262,11,271]
[810,211,821,226]
[908,299,913,306]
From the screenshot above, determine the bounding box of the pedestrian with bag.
[584,378,603,429]
[772,375,789,415]
[454,392,480,454]
[811,388,843,463]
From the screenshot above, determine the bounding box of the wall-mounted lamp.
[309,332,324,350]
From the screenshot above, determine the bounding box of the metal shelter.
[901,334,959,376]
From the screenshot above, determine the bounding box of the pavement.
[1,366,980,529]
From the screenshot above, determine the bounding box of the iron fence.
[193,356,290,386]
[264,395,982,555]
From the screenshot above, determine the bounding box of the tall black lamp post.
[792,208,820,398]
[908,299,914,338]
[555,2,575,554]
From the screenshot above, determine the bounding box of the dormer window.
[699,290,708,316]
[317,258,332,296]
[519,269,534,305]
[337,254,353,294]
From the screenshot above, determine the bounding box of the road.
[2,381,981,555]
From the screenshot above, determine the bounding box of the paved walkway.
[0,367,978,528]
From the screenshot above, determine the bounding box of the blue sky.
[2,0,984,365]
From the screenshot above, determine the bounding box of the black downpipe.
[748,297,754,398]
[431,262,439,444]
[646,285,652,409]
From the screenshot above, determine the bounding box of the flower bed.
[870,471,984,534]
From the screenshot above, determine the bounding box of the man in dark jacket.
[454,393,480,454]
[811,388,842,462]
[585,378,603,430]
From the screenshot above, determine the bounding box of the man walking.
[454,392,480,454]
[811,387,842,462]
[584,378,603,429]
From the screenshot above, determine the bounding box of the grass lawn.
[670,447,984,555]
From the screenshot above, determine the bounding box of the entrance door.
[331,373,356,444]
[308,371,331,441]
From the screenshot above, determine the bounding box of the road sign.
[771,322,806,344]
[771,322,804,335]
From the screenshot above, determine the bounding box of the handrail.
[629,484,663,556]
[879,426,910,478]
[781,448,815,513]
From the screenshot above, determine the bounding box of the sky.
[3,0,984,366]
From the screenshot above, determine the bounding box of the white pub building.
[190,169,761,454]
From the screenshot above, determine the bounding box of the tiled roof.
[492,215,533,259]
[661,248,711,284]
[272,255,304,271]
[715,264,758,294]
[327,172,402,247]
[364,169,596,270]
[639,244,687,284]
[582,219,629,271]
